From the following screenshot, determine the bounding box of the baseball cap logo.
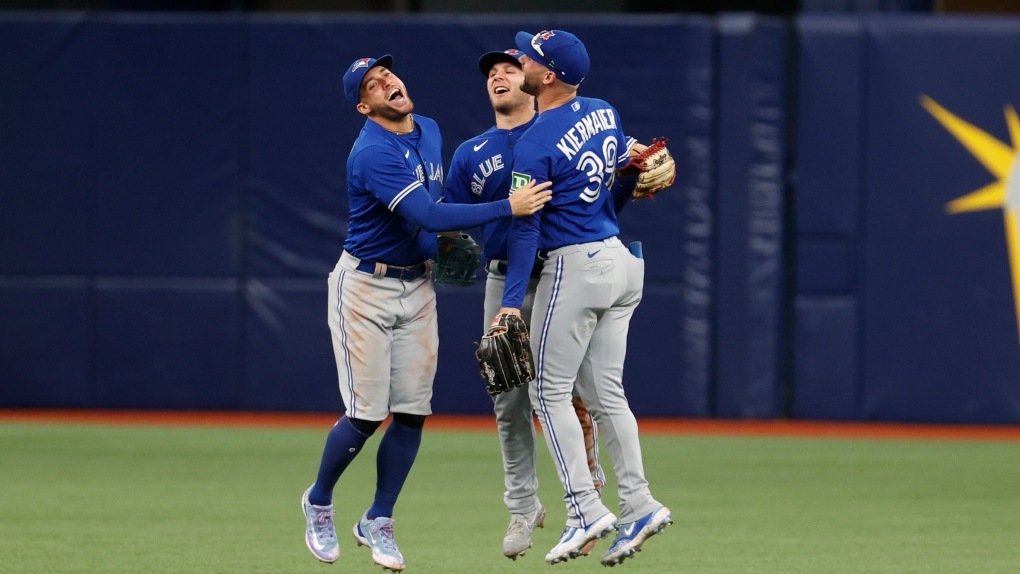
[530,31,565,77]
[505,49,520,56]
[351,58,371,73]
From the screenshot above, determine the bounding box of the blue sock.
[308,416,370,507]
[367,421,422,519]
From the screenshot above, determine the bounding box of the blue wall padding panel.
[94,279,241,409]
[243,279,343,412]
[90,17,244,277]
[860,16,1020,423]
[0,278,93,407]
[792,296,857,420]
[795,16,863,237]
[0,15,94,275]
[433,289,495,415]
[246,20,349,279]
[714,15,790,418]
[623,288,707,416]
[796,239,856,293]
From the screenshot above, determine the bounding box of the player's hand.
[490,307,522,333]
[629,142,648,157]
[508,180,552,217]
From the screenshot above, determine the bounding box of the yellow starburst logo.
[921,96,1020,343]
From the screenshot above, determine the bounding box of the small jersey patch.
[510,172,532,191]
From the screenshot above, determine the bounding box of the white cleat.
[504,504,546,560]
[300,486,340,563]
[353,512,406,571]
[545,512,617,565]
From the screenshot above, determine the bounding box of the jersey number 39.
[576,136,618,204]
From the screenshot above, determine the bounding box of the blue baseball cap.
[478,49,524,77]
[514,30,590,86]
[343,54,393,106]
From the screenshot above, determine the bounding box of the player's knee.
[347,416,383,436]
[391,413,427,430]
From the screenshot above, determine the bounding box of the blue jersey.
[445,114,637,263]
[503,97,631,307]
[343,114,510,267]
[344,115,445,267]
[444,117,537,261]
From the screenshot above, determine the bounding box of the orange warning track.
[2,409,1020,442]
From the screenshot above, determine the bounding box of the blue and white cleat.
[600,506,673,567]
[301,486,340,563]
[353,512,406,572]
[545,512,617,565]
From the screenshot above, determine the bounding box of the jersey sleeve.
[501,213,541,309]
[612,133,639,213]
[614,115,632,169]
[501,141,551,309]
[351,145,426,212]
[611,173,638,214]
[443,144,475,205]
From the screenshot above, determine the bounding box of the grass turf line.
[1,423,1018,573]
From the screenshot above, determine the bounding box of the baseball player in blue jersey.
[300,54,551,571]
[495,31,673,566]
[444,48,648,561]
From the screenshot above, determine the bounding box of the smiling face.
[486,61,531,115]
[356,66,413,120]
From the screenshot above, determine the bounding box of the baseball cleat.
[545,512,617,565]
[503,504,546,560]
[301,485,340,563]
[600,506,672,567]
[353,512,405,572]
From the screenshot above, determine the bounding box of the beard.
[520,75,541,97]
[370,96,414,122]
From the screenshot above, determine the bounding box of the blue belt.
[356,260,429,281]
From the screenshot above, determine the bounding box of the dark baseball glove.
[618,137,676,200]
[432,233,482,286]
[475,314,535,396]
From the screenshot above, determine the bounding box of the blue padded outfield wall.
[2,12,1020,423]
[794,15,1020,424]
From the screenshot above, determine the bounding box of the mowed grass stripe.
[1,423,1018,573]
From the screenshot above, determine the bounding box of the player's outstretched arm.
[508,180,552,217]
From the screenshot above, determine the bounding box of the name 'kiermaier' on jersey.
[511,96,629,250]
[553,106,618,163]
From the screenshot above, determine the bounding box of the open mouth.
[493,86,510,95]
[388,88,405,103]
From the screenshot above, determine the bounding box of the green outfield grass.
[1,422,1018,574]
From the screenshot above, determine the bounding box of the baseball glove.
[432,233,482,286]
[475,314,535,396]
[618,137,676,200]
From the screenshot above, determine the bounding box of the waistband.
[537,236,623,260]
[356,261,429,281]
[343,251,430,281]
[486,258,544,278]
